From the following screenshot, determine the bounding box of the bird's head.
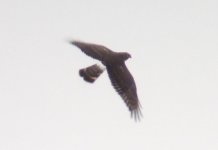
[119,52,131,61]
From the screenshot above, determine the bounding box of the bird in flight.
[70,40,142,121]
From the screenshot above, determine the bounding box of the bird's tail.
[79,64,105,83]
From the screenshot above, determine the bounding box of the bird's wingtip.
[65,37,82,45]
[68,39,76,45]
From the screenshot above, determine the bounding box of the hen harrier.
[70,41,142,121]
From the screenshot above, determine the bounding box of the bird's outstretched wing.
[79,64,105,83]
[106,64,142,121]
[71,41,113,62]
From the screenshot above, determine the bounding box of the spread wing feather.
[71,41,113,62]
[106,64,142,121]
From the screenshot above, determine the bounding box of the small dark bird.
[70,40,142,121]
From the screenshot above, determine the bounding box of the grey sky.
[0,0,218,149]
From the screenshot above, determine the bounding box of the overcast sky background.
[0,0,218,150]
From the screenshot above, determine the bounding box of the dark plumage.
[71,40,142,121]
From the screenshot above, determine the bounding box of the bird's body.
[71,40,142,121]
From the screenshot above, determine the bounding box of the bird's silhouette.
[70,41,142,121]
